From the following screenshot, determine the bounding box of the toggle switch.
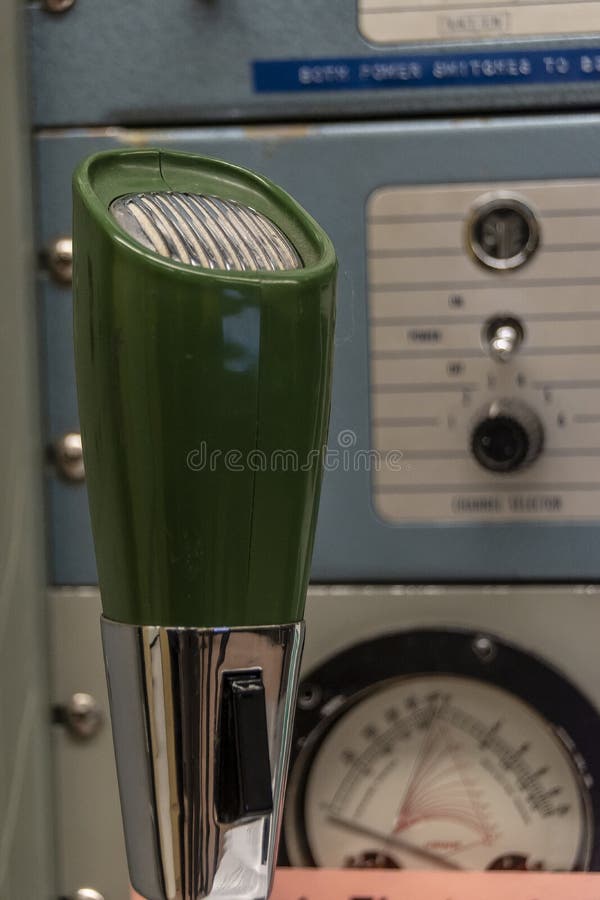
[483,316,524,363]
[217,671,274,824]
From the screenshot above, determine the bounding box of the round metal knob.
[64,693,103,740]
[471,399,544,474]
[46,236,73,283]
[72,890,105,900]
[51,432,85,482]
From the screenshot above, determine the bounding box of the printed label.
[253,48,600,93]
[359,0,600,45]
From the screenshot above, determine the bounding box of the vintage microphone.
[72,149,336,900]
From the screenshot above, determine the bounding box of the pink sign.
[132,869,600,899]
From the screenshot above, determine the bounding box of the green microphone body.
[73,149,336,900]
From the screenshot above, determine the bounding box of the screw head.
[471,634,497,664]
[46,235,73,283]
[43,0,76,13]
[297,682,322,711]
[52,432,85,482]
[65,693,103,740]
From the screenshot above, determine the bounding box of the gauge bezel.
[281,628,600,871]
[466,193,540,271]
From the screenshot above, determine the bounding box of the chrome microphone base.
[101,618,304,900]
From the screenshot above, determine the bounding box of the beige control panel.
[367,179,600,523]
[358,0,600,44]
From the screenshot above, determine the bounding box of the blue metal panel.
[36,115,600,584]
[28,0,600,126]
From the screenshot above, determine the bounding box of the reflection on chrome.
[102,619,304,900]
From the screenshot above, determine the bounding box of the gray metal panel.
[48,584,600,890]
[49,589,129,900]
[27,0,600,126]
[0,3,55,897]
[36,116,600,584]
[40,274,98,582]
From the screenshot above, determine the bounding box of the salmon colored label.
[132,869,600,899]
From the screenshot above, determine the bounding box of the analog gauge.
[295,675,586,870]
[282,630,600,872]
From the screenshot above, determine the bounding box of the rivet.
[46,236,73,283]
[43,0,76,14]
[52,432,85,483]
[64,693,103,740]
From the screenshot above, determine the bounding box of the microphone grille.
[110,192,303,272]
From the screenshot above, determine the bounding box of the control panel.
[368,180,600,522]
[36,116,600,583]
[28,0,600,127]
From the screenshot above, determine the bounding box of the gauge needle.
[394,697,444,829]
[327,813,465,871]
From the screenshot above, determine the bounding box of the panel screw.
[43,0,76,13]
[297,683,322,711]
[471,634,497,663]
[64,693,103,740]
[52,432,85,482]
[46,236,73,283]
[72,890,105,900]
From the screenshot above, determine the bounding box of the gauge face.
[297,675,589,870]
[283,631,600,872]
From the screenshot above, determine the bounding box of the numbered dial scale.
[282,631,600,871]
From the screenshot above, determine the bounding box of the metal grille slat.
[110,191,303,272]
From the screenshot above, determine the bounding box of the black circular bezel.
[280,628,600,871]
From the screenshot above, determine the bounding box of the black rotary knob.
[471,400,544,473]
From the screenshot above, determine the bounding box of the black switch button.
[216,670,274,824]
